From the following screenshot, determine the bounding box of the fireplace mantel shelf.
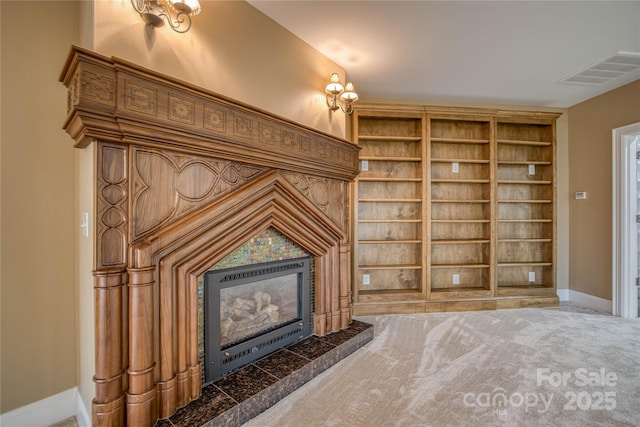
[60,45,360,182]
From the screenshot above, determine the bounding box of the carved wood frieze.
[60,46,360,181]
[128,157,354,243]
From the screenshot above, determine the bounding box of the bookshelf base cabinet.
[351,105,560,315]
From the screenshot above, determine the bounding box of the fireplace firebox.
[204,257,312,383]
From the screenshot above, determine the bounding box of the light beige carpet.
[49,416,78,427]
[243,305,640,426]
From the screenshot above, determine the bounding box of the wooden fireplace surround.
[60,46,360,427]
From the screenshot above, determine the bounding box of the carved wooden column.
[93,269,127,427]
[91,138,130,426]
[329,245,342,333]
[314,255,328,337]
[339,240,352,329]
[187,275,202,400]
[156,254,181,418]
[173,262,191,412]
[125,266,156,425]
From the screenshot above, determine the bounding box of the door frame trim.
[612,122,640,318]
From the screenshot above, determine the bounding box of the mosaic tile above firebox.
[212,227,310,270]
[156,320,373,427]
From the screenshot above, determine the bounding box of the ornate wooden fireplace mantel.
[60,46,360,427]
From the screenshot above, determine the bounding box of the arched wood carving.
[59,46,360,427]
[130,147,266,240]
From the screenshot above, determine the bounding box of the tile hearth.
[156,320,373,427]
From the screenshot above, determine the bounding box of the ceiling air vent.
[558,52,640,86]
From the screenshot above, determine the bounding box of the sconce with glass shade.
[325,73,359,114]
[131,0,201,33]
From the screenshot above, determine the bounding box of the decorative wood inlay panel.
[125,80,157,116]
[67,73,79,113]
[130,147,265,240]
[168,93,195,125]
[60,46,358,427]
[82,69,116,106]
[281,172,347,230]
[233,114,253,138]
[97,143,128,269]
[203,104,226,132]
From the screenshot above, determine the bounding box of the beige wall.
[568,80,640,300]
[0,1,80,413]
[76,1,96,414]
[93,0,346,137]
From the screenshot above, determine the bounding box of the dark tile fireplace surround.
[157,320,373,427]
[60,47,362,426]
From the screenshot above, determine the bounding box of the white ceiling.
[248,0,640,108]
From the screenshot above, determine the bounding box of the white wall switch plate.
[452,162,459,174]
[453,274,460,285]
[528,271,536,282]
[361,160,369,171]
[528,164,536,175]
[80,212,89,238]
[363,274,370,285]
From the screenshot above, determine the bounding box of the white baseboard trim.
[76,391,91,427]
[565,289,612,313]
[557,288,570,301]
[0,387,90,427]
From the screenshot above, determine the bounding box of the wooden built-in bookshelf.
[351,105,560,314]
[354,114,425,300]
[496,120,556,297]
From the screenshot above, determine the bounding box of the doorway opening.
[612,122,640,318]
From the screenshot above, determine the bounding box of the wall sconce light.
[131,0,201,33]
[325,73,359,114]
